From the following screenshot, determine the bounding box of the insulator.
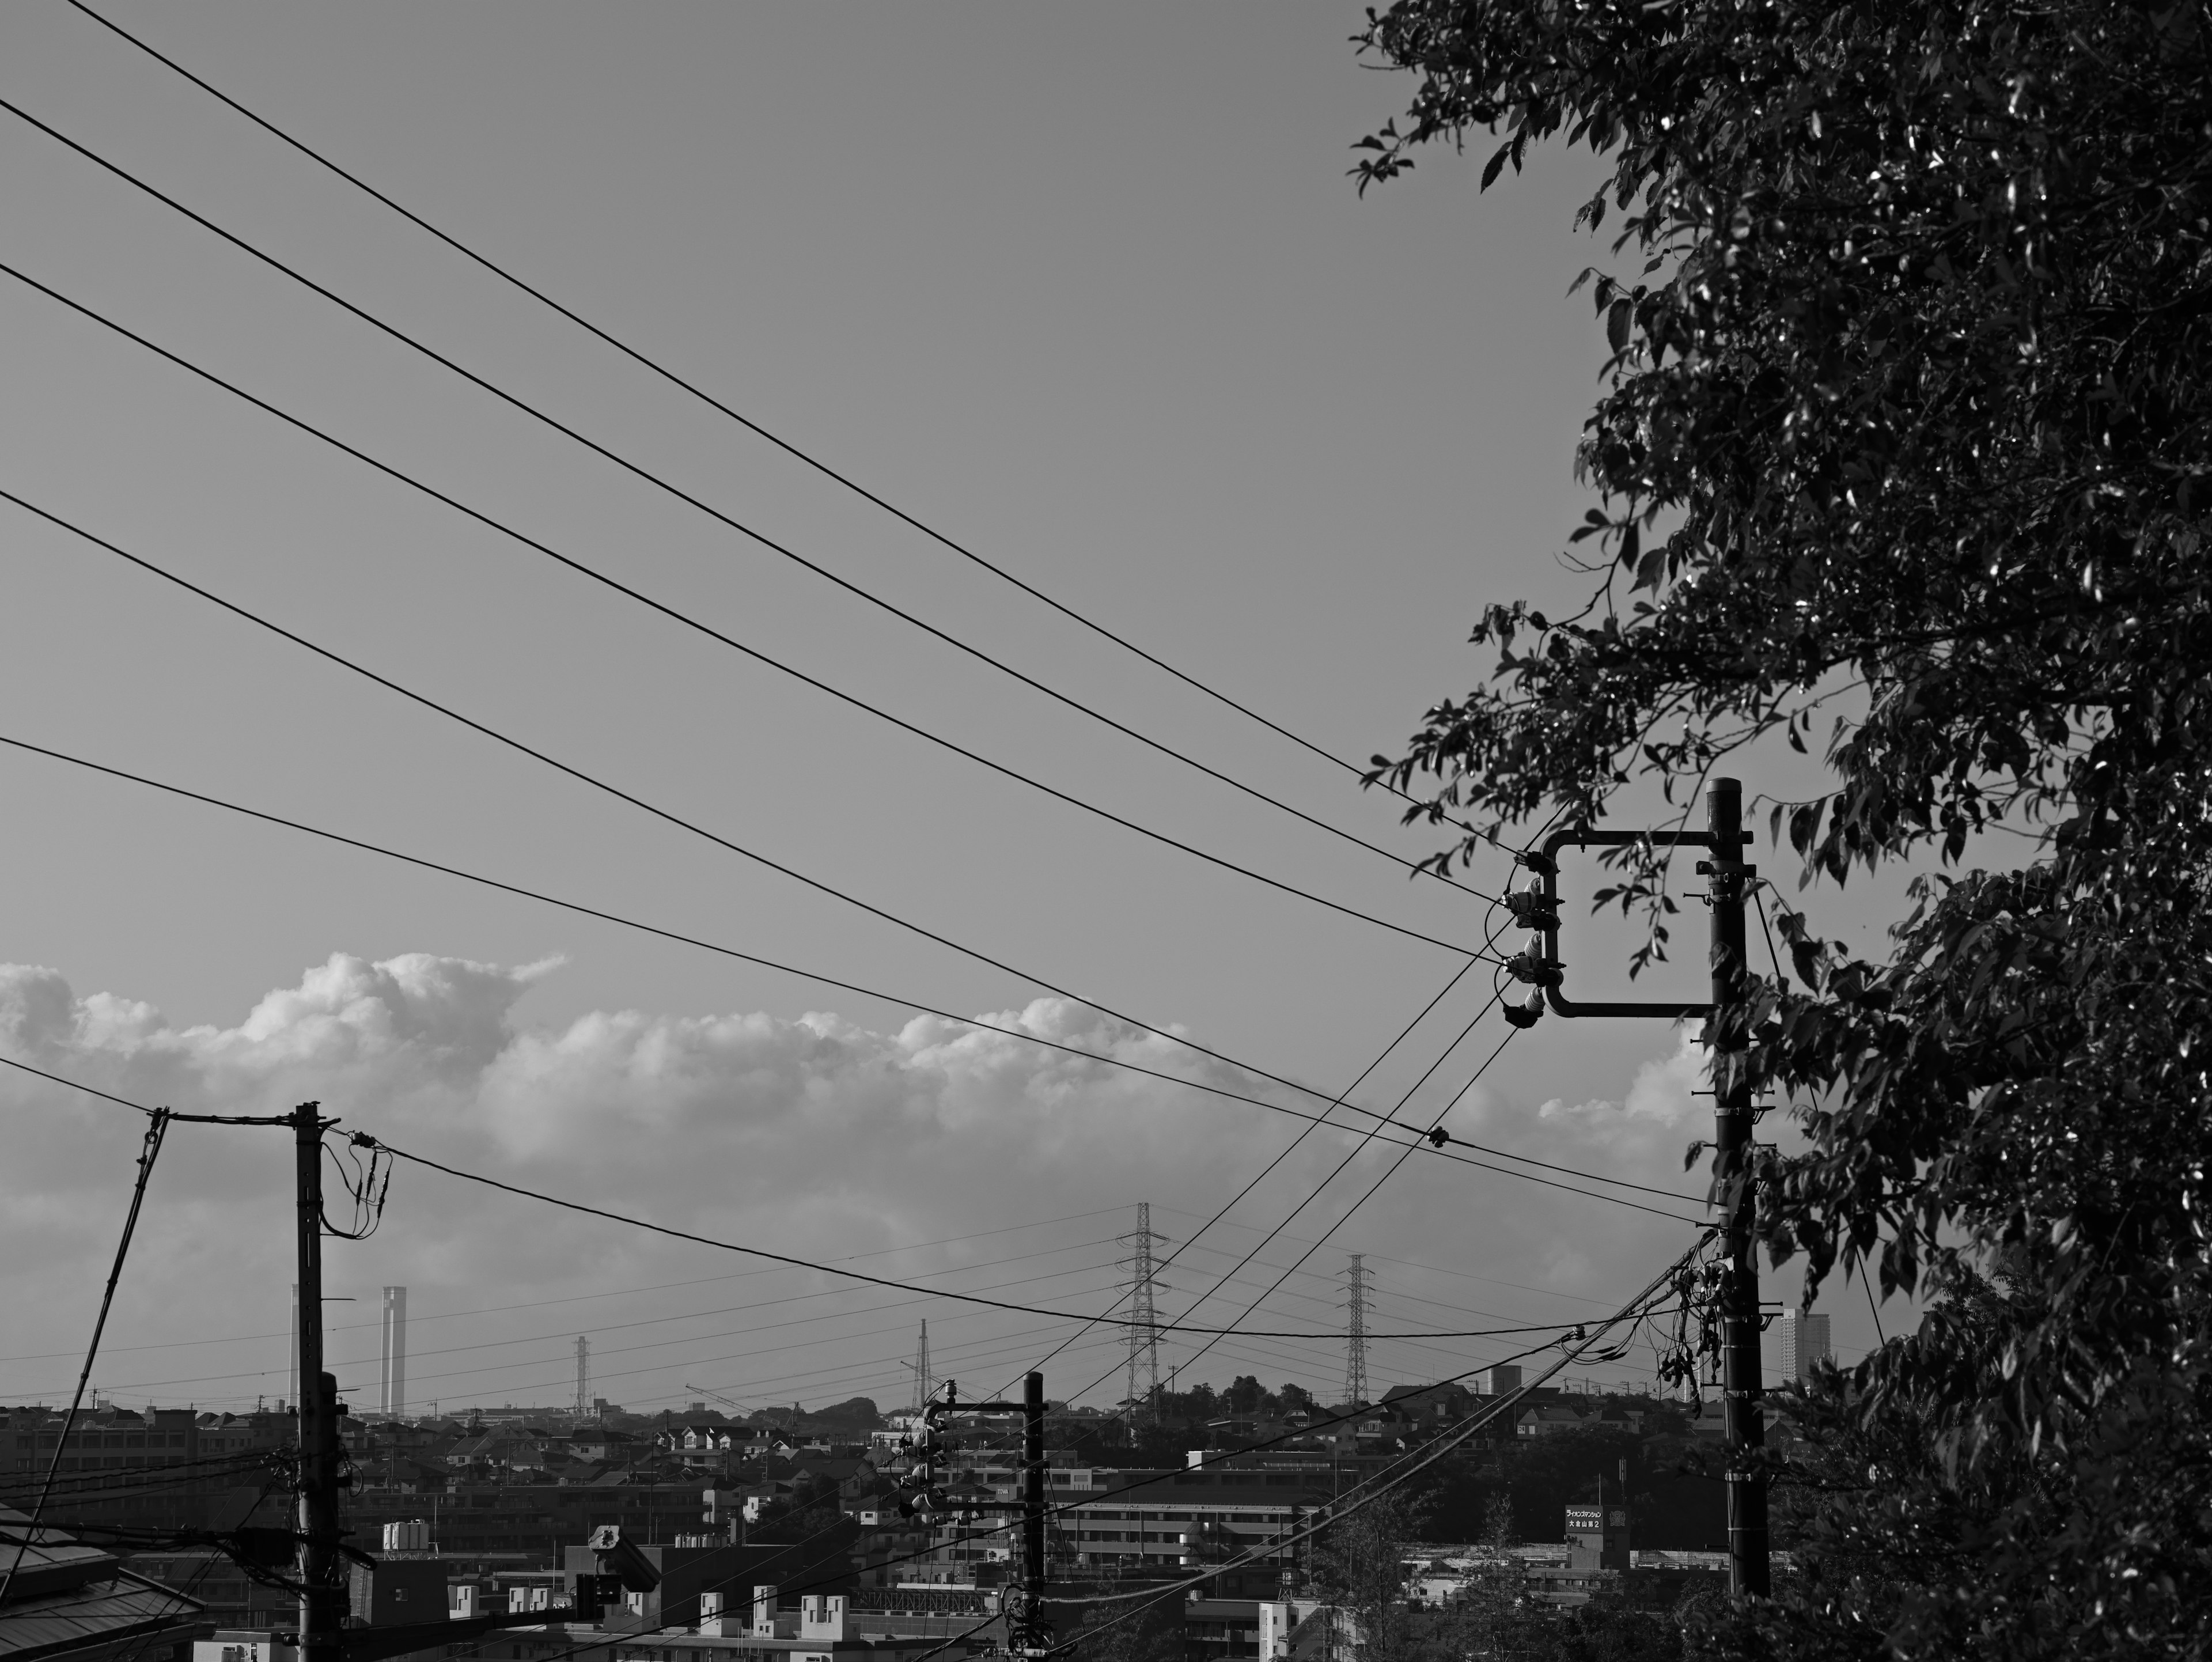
[1503,990,1546,1029]
[1505,951,1564,988]
[1503,890,1561,932]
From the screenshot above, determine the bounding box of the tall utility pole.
[291,1103,346,1662]
[1703,779,1770,1596]
[1118,1205,1169,1422]
[1340,1255,1370,1408]
[1528,774,1769,1598]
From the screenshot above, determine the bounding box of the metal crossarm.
[1535,826,1751,1018]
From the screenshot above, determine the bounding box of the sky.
[0,0,1904,1421]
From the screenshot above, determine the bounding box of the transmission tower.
[1118,1203,1171,1422]
[574,1335,590,1417]
[906,1320,933,1414]
[1342,1254,1371,1408]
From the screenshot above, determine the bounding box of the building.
[1475,1365,1522,1397]
[0,1502,204,1662]
[1564,1502,1630,1571]
[1762,1309,1833,1383]
[0,1408,292,1537]
[605,1591,989,1662]
[1515,1405,1592,1437]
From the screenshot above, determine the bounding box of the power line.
[58,0,1436,815]
[1076,1024,1530,1412]
[14,1244,1131,1399]
[440,1292,1680,1662]
[0,94,1505,911]
[1042,1244,1703,1656]
[1,483,1483,968]
[0,1206,1130,1365]
[994,953,1489,1401]
[0,755,1706,1223]
[0,1048,1671,1342]
[358,1130,1632,1338]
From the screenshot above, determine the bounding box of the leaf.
[1481,141,1512,190]
[1607,297,1635,353]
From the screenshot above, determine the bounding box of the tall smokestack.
[380,1286,407,1420]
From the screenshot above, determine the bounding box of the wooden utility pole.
[1013,1371,1049,1656]
[292,1103,347,1662]
[1702,779,1770,1596]
[1529,777,1771,1598]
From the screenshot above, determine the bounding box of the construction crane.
[684,1383,752,1419]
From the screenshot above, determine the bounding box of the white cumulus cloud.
[0,953,1710,1415]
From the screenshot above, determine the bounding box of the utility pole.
[1527,775,1769,1598]
[291,1102,347,1662]
[1702,779,1770,1596]
[1016,1370,1047,1656]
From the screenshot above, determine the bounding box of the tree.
[1353,1,2212,1656]
[1065,1589,1185,1662]
[1312,1487,1429,1662]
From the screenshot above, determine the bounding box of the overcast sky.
[0,1,1897,1421]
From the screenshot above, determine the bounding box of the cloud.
[0,954,1707,1413]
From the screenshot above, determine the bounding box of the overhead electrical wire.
[59,0,1521,861]
[0,1051,1692,1348]
[1056,1024,1528,1413]
[24,1255,1137,1402]
[0,1205,1132,1366]
[50,2,1362,784]
[0,785,1703,1224]
[445,1248,1703,1662]
[0,477,1483,966]
[0,93,1505,913]
[0,6,1716,1434]
[355,1128,1653,1339]
[1039,1247,1701,1655]
[994,953,1490,1397]
[1150,1211,1662,1309]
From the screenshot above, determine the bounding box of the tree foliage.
[1353,0,2212,1655]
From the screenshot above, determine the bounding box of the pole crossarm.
[1536,826,1752,1018]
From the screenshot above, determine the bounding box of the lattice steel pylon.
[1342,1254,1372,1408]
[1118,1203,1172,1423]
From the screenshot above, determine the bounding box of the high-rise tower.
[1118,1203,1171,1421]
[574,1335,590,1417]
[908,1320,933,1413]
[378,1286,407,1421]
[1342,1255,1371,1408]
